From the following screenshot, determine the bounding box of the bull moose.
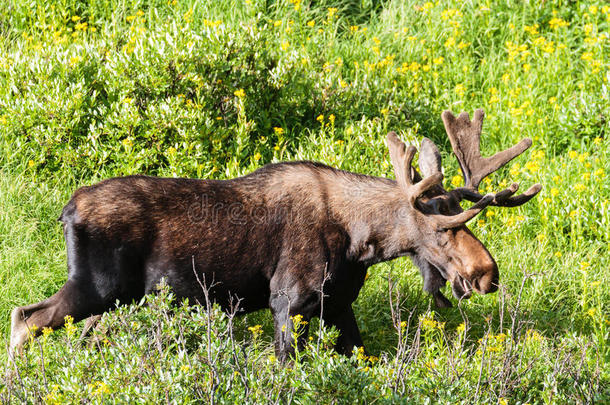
[10,109,541,361]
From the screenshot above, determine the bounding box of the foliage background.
[0,0,608,403]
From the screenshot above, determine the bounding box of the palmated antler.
[441,109,542,207]
[386,132,494,228]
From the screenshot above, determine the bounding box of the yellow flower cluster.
[479,332,508,353]
[88,381,110,396]
[291,314,308,327]
[248,324,263,338]
[419,312,445,331]
[505,41,529,62]
[548,17,569,30]
[525,328,543,343]
[64,314,77,336]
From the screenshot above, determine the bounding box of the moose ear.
[419,138,442,178]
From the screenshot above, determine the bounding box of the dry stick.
[456,299,470,353]
[94,334,110,372]
[34,338,48,393]
[591,347,601,402]
[473,318,492,402]
[388,274,415,394]
[227,294,250,401]
[440,326,459,383]
[404,320,421,393]
[191,256,219,405]
[5,343,28,404]
[316,263,330,353]
[484,272,529,397]
[387,275,402,392]
[578,341,598,403]
[498,284,506,335]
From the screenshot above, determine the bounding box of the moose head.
[386,108,541,307]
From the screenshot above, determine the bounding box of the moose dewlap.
[10,109,541,361]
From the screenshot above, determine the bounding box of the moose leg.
[9,279,105,357]
[424,267,452,308]
[269,290,312,362]
[412,257,452,308]
[322,306,364,356]
[80,314,103,339]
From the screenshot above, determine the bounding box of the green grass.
[0,0,609,403]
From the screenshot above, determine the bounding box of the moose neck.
[328,172,415,265]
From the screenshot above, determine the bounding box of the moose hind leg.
[9,279,106,357]
[80,314,103,340]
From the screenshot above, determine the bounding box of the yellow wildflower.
[549,17,569,29]
[248,324,263,338]
[581,52,594,62]
[455,83,466,97]
[573,183,586,192]
[451,175,462,187]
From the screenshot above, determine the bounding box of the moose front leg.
[412,256,452,308]
[269,288,314,363]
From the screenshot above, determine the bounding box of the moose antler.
[441,109,542,207]
[386,131,495,228]
[386,132,442,204]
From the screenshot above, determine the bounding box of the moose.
[10,109,540,361]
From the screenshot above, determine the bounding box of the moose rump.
[10,175,288,353]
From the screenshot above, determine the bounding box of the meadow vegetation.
[0,0,608,403]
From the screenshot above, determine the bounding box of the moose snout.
[471,261,499,294]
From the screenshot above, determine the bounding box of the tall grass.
[0,0,608,402]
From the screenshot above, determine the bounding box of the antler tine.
[386,132,417,190]
[432,193,495,229]
[442,108,541,207]
[386,132,444,204]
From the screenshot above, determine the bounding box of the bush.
[2,283,607,403]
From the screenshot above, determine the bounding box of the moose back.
[10,109,541,361]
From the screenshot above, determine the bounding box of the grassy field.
[0,0,608,402]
